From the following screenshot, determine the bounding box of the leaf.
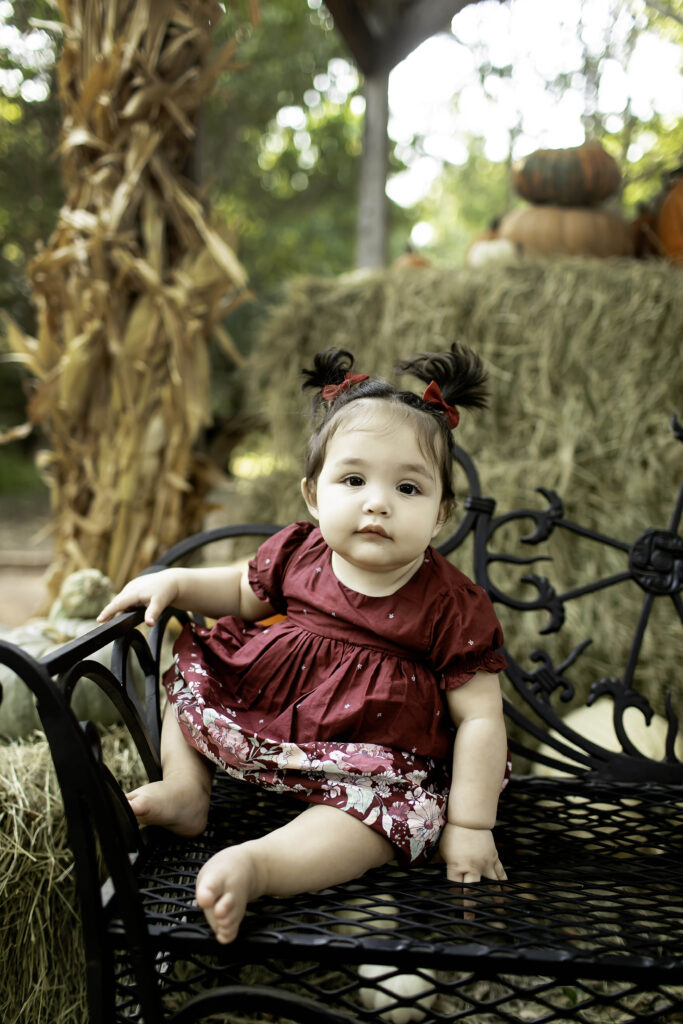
[0,422,33,446]
[213,324,247,367]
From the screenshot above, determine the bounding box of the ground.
[0,494,52,628]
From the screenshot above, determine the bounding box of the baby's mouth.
[358,525,390,538]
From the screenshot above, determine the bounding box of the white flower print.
[342,785,375,816]
[275,742,309,770]
[406,769,428,787]
[364,806,380,827]
[406,796,443,840]
[373,781,392,799]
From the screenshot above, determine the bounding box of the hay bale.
[0,728,145,1024]
[242,259,683,723]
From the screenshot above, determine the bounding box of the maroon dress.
[165,522,508,863]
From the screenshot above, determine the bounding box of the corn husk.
[4,0,252,596]
[0,728,145,1024]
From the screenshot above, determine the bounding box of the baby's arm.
[97,563,273,627]
[440,671,508,884]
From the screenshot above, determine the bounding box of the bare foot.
[127,770,211,836]
[195,844,260,944]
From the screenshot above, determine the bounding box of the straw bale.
[244,259,683,723]
[1,728,373,1024]
[4,1,253,599]
[0,727,146,1024]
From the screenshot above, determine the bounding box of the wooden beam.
[373,0,484,74]
[328,1,497,76]
[325,0,377,75]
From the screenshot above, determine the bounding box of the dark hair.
[300,344,488,511]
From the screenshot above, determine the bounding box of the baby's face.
[302,407,447,594]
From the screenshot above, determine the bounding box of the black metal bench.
[2,417,682,1024]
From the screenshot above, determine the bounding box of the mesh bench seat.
[2,419,682,1024]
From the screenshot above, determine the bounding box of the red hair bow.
[322,372,369,402]
[422,380,460,429]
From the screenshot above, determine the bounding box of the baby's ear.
[301,478,319,519]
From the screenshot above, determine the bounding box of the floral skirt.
[166,673,461,865]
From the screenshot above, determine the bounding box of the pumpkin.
[48,566,115,620]
[465,237,519,267]
[498,205,635,258]
[357,964,437,1023]
[335,894,438,1021]
[632,207,662,259]
[655,178,683,265]
[533,696,683,778]
[512,141,621,207]
[0,569,149,739]
[392,250,431,270]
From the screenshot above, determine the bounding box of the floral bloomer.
[165,522,509,864]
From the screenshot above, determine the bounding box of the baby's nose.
[363,489,390,514]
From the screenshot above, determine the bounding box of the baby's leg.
[127,704,213,836]
[196,803,394,944]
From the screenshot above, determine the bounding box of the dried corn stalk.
[5,0,251,596]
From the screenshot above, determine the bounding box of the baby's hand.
[439,824,507,885]
[97,569,180,627]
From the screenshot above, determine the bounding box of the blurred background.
[0,0,681,625]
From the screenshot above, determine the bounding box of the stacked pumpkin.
[498,140,635,258]
[650,169,683,265]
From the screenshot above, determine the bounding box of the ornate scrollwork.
[521,488,564,545]
[520,573,566,634]
[671,413,683,442]
[589,676,654,721]
[524,649,575,703]
[629,529,683,595]
[509,638,590,707]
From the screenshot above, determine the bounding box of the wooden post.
[356,69,390,269]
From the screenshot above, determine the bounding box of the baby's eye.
[342,475,365,487]
[397,482,421,496]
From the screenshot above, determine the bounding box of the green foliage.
[0,0,62,434]
[204,1,393,292]
[0,0,62,330]
[414,139,513,265]
[0,444,44,493]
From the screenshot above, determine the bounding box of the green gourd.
[0,570,147,739]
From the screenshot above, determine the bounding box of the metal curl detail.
[520,574,566,633]
[521,488,564,544]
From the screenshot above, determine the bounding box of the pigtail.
[301,348,354,415]
[301,348,354,392]
[302,347,371,417]
[396,342,489,412]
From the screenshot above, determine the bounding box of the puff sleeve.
[430,581,506,690]
[247,521,315,613]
